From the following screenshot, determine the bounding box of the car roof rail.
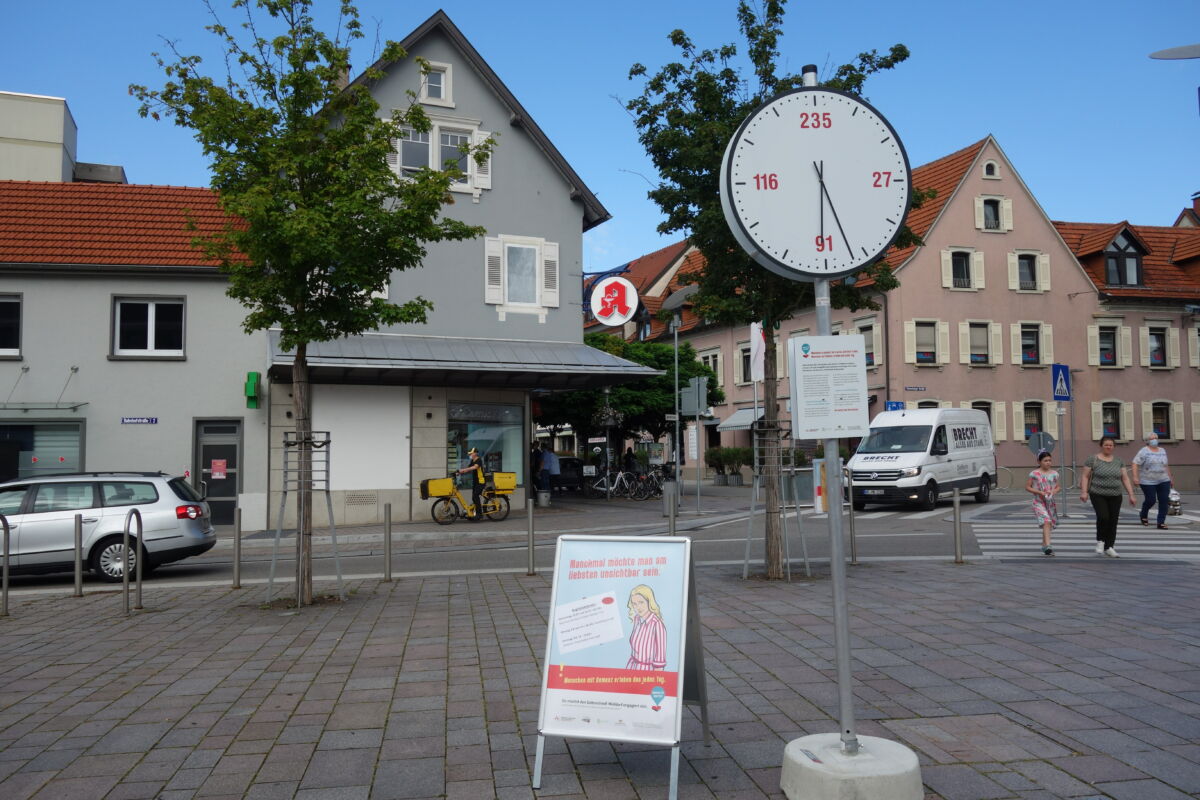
[32,471,167,479]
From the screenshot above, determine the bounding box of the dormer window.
[1104,232,1143,286]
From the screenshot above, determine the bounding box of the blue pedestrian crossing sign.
[1051,363,1072,401]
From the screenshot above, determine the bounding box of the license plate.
[864,489,884,495]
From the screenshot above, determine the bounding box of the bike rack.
[0,513,9,617]
[123,507,143,614]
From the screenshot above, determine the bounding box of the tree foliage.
[536,333,723,444]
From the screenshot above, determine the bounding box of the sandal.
[1158,523,1169,530]
[1140,518,1149,526]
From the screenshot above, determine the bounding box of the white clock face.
[721,88,911,279]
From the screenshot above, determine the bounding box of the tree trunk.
[762,330,784,579]
[293,345,313,605]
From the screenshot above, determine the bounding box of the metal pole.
[134,509,144,611]
[526,497,536,576]
[232,507,242,589]
[667,479,677,536]
[383,503,393,582]
[674,313,681,488]
[953,488,964,564]
[815,274,859,755]
[74,513,83,597]
[846,468,858,566]
[1,515,9,617]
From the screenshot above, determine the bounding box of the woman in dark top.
[1078,436,1137,557]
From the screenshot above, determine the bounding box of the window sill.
[108,354,187,361]
[912,363,943,369]
[966,363,996,369]
[0,354,23,361]
[491,304,548,324]
[1020,364,1048,370]
[947,286,978,292]
[1148,365,1175,371]
[978,228,1009,234]
[1013,289,1046,294]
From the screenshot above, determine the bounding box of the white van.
[847,408,996,510]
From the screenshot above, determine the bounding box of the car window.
[0,486,28,516]
[168,478,203,502]
[31,483,97,513]
[101,482,159,507]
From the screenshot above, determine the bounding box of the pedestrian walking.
[540,442,560,492]
[1025,450,1060,556]
[1132,432,1174,530]
[1079,435,1137,557]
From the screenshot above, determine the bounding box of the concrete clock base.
[780,733,922,800]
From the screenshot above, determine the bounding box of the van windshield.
[857,426,932,454]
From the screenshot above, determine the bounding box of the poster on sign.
[538,536,691,747]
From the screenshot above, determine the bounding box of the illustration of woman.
[626,584,667,671]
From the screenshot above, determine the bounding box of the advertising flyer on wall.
[538,536,691,747]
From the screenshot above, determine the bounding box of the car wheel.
[920,482,938,511]
[852,501,866,512]
[431,499,458,525]
[975,475,991,503]
[90,536,141,583]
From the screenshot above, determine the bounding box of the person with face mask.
[1132,432,1174,529]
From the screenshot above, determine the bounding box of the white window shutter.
[1120,327,1133,367]
[940,250,952,288]
[905,401,918,410]
[875,326,885,368]
[1001,198,1014,231]
[1010,324,1022,365]
[958,322,970,364]
[1122,402,1135,443]
[472,130,492,189]
[990,322,1003,365]
[993,400,1007,441]
[1167,327,1180,368]
[1013,403,1024,441]
[387,136,400,171]
[1091,402,1103,441]
[484,236,504,304]
[939,400,953,409]
[1173,402,1185,440]
[1042,324,1053,364]
[903,321,916,363]
[1190,327,1200,368]
[959,401,971,409]
[734,349,744,384]
[541,241,559,307]
[1192,403,1200,440]
[974,197,985,230]
[938,321,950,364]
[1139,326,1150,367]
[1086,325,1100,366]
[972,251,985,289]
[1141,402,1153,440]
[1007,253,1019,290]
[1037,253,1051,291]
[1045,403,1058,437]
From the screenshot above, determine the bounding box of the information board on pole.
[787,335,870,440]
[537,536,692,747]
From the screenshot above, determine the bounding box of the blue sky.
[2,0,1198,273]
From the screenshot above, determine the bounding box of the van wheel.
[975,475,991,503]
[852,501,866,512]
[920,482,938,511]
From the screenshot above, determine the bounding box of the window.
[1152,402,1171,439]
[975,196,1012,232]
[390,115,490,194]
[113,298,184,356]
[860,324,875,366]
[698,349,722,389]
[419,62,453,106]
[32,482,96,513]
[969,323,990,364]
[447,402,523,479]
[1098,327,1118,366]
[915,321,937,364]
[1021,324,1040,365]
[1102,402,1122,440]
[1018,254,1037,290]
[396,128,430,177]
[0,295,19,356]
[0,422,82,478]
[484,235,558,317]
[1023,402,1043,440]
[101,482,158,507]
[739,346,752,384]
[952,251,972,288]
[440,130,470,185]
[983,161,998,178]
[1148,327,1167,367]
[917,400,940,409]
[983,199,1001,230]
[1104,232,1143,286]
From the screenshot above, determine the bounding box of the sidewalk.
[2,541,1200,798]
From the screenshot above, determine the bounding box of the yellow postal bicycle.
[420,472,514,524]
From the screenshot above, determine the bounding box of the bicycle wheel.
[584,477,603,499]
[483,492,510,521]
[431,498,458,525]
[632,478,650,500]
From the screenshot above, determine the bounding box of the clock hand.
[817,168,854,256]
[813,161,825,244]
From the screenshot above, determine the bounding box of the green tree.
[627,0,926,578]
[536,332,722,451]
[131,0,492,603]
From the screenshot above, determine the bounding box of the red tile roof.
[584,239,691,334]
[1053,220,1200,300]
[0,181,233,268]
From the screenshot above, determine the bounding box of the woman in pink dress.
[626,585,666,671]
[1025,451,1061,556]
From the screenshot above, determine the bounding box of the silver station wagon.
[0,472,216,581]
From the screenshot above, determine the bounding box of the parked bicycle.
[421,472,514,524]
[584,468,637,499]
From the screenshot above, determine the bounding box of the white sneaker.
[1095,542,1104,555]
[1105,547,1120,558]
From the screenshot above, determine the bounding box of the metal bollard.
[383,503,393,582]
[1,514,9,617]
[123,508,144,614]
[74,513,83,597]
[232,508,242,589]
[665,479,677,536]
[526,496,536,576]
[845,470,858,566]
[952,488,963,564]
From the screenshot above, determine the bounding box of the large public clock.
[720,87,911,280]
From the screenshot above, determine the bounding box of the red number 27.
[872,171,892,187]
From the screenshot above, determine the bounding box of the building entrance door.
[195,420,241,525]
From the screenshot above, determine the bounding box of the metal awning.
[716,407,764,431]
[267,331,661,391]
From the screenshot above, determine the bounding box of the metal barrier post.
[123,508,143,614]
[666,479,677,536]
[232,508,242,589]
[1,514,9,617]
[384,503,393,582]
[953,488,964,564]
[74,513,84,597]
[845,469,858,566]
[526,496,536,576]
